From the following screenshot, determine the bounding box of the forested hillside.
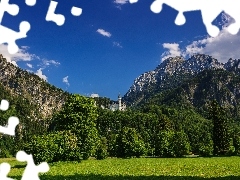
[0,54,70,157]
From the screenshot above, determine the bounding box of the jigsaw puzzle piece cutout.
[0,0,19,23]
[0,116,19,136]
[0,21,30,54]
[0,163,14,180]
[25,0,37,6]
[71,6,82,16]
[129,0,138,3]
[16,151,50,180]
[223,3,240,35]
[175,12,186,25]
[0,0,19,16]
[46,0,65,26]
[150,0,222,37]
[227,21,239,35]
[130,0,240,37]
[150,0,163,13]
[201,7,221,37]
[0,99,9,111]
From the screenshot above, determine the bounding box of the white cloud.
[63,76,70,86]
[35,68,47,81]
[90,93,99,98]
[42,59,60,66]
[0,44,60,69]
[97,29,112,37]
[0,45,60,82]
[26,63,33,68]
[113,41,123,48]
[161,12,240,63]
[114,0,128,5]
[0,44,38,66]
[161,43,182,61]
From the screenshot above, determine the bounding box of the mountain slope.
[0,54,69,120]
[144,69,240,119]
[123,54,240,107]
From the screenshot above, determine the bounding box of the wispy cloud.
[97,29,112,37]
[114,0,128,5]
[0,45,38,66]
[113,0,129,9]
[90,93,99,98]
[35,68,47,81]
[63,76,70,86]
[0,44,61,71]
[113,41,123,48]
[42,59,60,66]
[161,12,240,63]
[26,63,33,68]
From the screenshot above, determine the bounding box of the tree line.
[15,94,240,164]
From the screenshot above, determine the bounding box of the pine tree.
[208,100,230,155]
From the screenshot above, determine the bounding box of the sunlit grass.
[1,156,240,179]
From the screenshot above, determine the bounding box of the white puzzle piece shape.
[130,0,240,37]
[0,163,14,180]
[46,0,65,26]
[25,0,37,6]
[0,99,9,111]
[16,151,49,180]
[0,0,31,54]
[0,116,19,136]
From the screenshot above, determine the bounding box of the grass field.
[2,156,240,179]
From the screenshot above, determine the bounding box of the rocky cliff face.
[0,54,69,119]
[123,54,240,106]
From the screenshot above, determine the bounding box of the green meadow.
[2,156,240,180]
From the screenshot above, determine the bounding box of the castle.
[92,94,127,111]
[109,94,126,111]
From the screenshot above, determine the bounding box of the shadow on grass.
[10,174,240,180]
[12,164,26,168]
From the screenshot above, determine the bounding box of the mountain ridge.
[123,54,240,106]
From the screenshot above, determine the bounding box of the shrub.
[95,137,109,160]
[23,130,81,164]
[226,138,235,156]
[155,131,175,157]
[173,131,191,157]
[198,142,213,157]
[155,130,191,157]
[107,133,118,157]
[226,146,235,156]
[0,148,12,158]
[233,135,240,155]
[116,127,147,158]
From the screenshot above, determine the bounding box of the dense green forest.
[2,92,240,163]
[19,94,240,164]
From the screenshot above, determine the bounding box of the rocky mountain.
[123,54,240,108]
[146,69,240,118]
[0,54,69,120]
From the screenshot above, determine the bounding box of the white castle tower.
[118,94,122,111]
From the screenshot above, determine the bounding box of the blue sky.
[1,0,240,100]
